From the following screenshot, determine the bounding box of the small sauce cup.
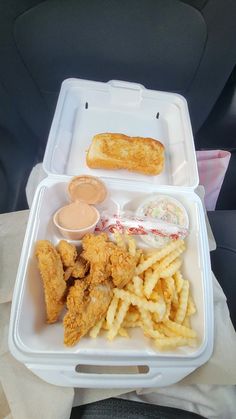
[68,175,107,205]
[53,202,100,240]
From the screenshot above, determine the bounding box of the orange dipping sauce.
[68,175,107,205]
[57,201,98,230]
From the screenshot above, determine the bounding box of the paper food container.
[8,79,213,388]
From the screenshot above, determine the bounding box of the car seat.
[0,2,235,417]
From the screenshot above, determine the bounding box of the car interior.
[1,1,235,418]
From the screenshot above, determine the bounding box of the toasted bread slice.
[86,133,164,175]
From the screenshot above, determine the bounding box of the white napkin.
[120,385,236,419]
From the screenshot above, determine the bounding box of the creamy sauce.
[57,202,98,230]
[68,175,107,204]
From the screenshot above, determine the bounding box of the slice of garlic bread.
[86,133,164,175]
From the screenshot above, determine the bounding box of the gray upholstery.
[14,0,207,95]
[0,0,236,212]
[70,397,207,419]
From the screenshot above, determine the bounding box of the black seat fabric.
[14,0,207,101]
[11,0,236,134]
[0,0,236,213]
[70,397,207,419]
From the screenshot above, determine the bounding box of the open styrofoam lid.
[43,78,199,188]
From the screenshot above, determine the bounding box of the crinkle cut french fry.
[89,317,104,338]
[107,299,130,340]
[135,249,143,265]
[125,309,140,323]
[139,253,146,265]
[125,282,135,293]
[125,233,136,257]
[143,244,185,298]
[136,239,184,275]
[174,271,184,293]
[160,258,182,278]
[152,243,185,272]
[139,307,154,330]
[139,308,165,338]
[162,278,172,304]
[102,320,109,330]
[163,301,171,322]
[143,269,160,299]
[114,288,166,319]
[156,323,179,337]
[164,319,197,338]
[150,283,166,321]
[106,296,119,328]
[132,275,143,297]
[150,291,158,301]
[186,294,197,316]
[174,280,189,324]
[182,315,191,328]
[122,320,142,328]
[143,327,165,339]
[169,306,177,321]
[118,327,129,337]
[155,336,195,350]
[113,230,126,249]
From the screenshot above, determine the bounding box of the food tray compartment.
[10,177,213,365]
[43,79,198,188]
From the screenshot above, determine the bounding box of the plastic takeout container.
[43,78,199,188]
[9,79,213,388]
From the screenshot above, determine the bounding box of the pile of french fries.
[90,232,197,350]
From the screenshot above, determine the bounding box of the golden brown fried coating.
[63,256,89,281]
[57,240,78,268]
[64,266,74,282]
[81,233,111,265]
[71,256,89,278]
[63,279,113,346]
[81,233,137,288]
[35,240,66,323]
[110,247,136,288]
[81,233,115,283]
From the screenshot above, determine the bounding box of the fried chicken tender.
[35,240,66,323]
[110,247,136,288]
[71,256,89,278]
[64,256,89,281]
[57,240,77,268]
[82,233,136,287]
[81,233,115,283]
[63,279,113,346]
[57,240,89,281]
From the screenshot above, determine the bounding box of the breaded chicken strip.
[110,247,136,288]
[64,278,113,346]
[57,240,77,268]
[57,240,89,281]
[71,256,89,278]
[81,233,115,283]
[35,240,66,323]
[82,233,136,288]
[64,255,89,281]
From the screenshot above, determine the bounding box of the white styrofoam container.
[9,79,213,388]
[43,79,199,188]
